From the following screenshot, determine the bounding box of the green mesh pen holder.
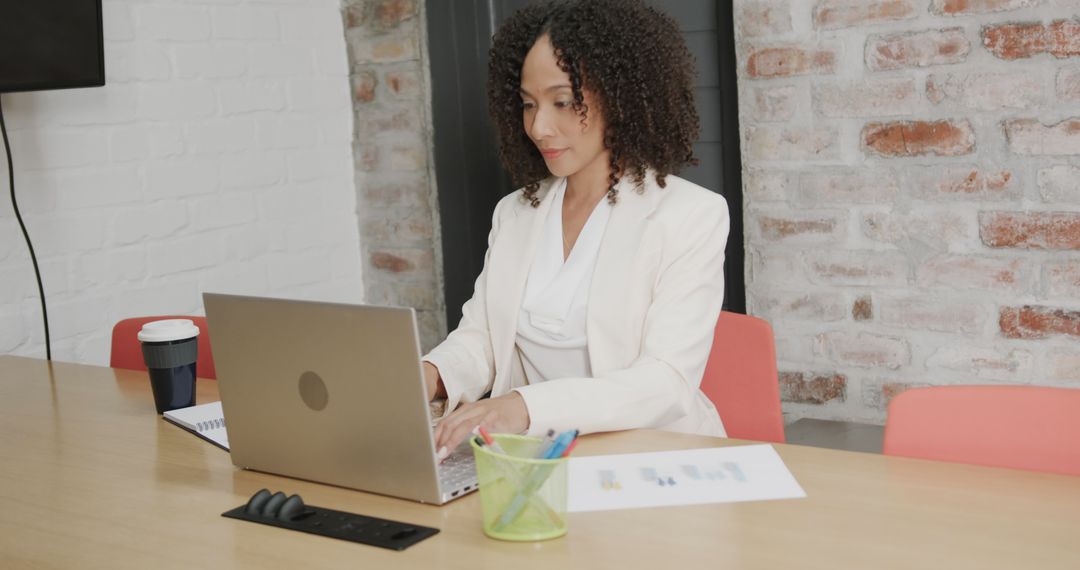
[470,434,568,541]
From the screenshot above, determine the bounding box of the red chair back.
[884,385,1080,476]
[110,316,216,379]
[699,311,785,443]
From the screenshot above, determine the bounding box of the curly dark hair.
[487,0,700,206]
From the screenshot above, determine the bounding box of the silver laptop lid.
[203,293,445,504]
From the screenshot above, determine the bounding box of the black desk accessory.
[223,489,439,551]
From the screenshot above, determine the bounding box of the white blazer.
[423,172,729,438]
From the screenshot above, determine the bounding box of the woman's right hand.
[423,361,446,401]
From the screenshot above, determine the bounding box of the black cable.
[0,95,51,360]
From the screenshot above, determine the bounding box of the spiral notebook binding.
[196,418,226,432]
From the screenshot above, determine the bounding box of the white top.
[515,178,612,384]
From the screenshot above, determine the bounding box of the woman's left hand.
[434,392,530,458]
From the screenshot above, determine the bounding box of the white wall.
[0,0,364,365]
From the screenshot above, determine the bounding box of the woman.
[424,0,729,457]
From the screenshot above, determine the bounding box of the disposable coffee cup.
[137,319,200,414]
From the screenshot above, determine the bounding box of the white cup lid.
[136,319,200,342]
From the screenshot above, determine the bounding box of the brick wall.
[0,0,363,364]
[735,0,1080,423]
[342,0,445,351]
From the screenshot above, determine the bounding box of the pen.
[542,429,578,459]
[560,437,579,458]
[478,426,509,456]
[475,435,564,526]
[535,428,557,458]
[494,429,577,530]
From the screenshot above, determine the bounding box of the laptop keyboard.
[437,451,477,495]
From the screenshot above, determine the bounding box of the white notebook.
[163,401,230,451]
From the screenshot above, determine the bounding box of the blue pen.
[542,429,578,459]
[494,430,577,530]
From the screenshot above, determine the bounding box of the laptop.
[203,293,478,505]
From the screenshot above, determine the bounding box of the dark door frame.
[426,1,744,330]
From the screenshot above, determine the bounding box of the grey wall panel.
[648,0,717,33]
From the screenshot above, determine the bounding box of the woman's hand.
[434,392,530,458]
[422,362,446,401]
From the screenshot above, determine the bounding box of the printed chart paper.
[567,444,805,512]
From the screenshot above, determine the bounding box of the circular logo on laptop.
[298,371,329,411]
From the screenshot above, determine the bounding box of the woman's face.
[520,34,608,179]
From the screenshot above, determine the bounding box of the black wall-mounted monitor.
[0,1,105,94]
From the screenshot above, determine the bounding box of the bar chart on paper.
[567,445,805,512]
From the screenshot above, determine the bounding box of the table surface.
[2,355,1079,569]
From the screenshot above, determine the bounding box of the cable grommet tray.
[223,489,439,551]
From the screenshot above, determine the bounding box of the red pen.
[478,426,509,456]
[561,437,579,457]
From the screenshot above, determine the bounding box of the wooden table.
[1,355,1078,569]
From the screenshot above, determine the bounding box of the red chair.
[699,311,785,443]
[110,316,216,379]
[884,385,1080,476]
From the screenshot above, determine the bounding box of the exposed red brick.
[754,292,847,322]
[983,20,1080,60]
[747,46,837,78]
[344,5,367,28]
[371,37,415,61]
[916,255,1031,293]
[931,0,1039,15]
[739,1,793,38]
[353,71,377,103]
[779,371,847,404]
[853,296,873,321]
[979,211,1080,249]
[371,252,413,273]
[866,28,969,71]
[813,0,915,30]
[758,215,840,240]
[807,251,908,286]
[945,169,1010,194]
[372,0,418,31]
[999,305,1080,339]
[910,167,1018,201]
[862,120,975,157]
[384,70,419,98]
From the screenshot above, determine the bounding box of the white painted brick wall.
[0,0,363,366]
